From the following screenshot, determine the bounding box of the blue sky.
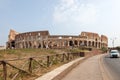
[0,0,120,47]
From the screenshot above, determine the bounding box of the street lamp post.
[111,37,116,48]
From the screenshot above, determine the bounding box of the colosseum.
[6,29,108,49]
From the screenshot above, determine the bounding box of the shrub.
[101,47,108,53]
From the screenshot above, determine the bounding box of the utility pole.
[111,37,116,48]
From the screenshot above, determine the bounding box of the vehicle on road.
[110,50,120,58]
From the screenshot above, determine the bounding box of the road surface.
[61,53,120,80]
[102,54,120,80]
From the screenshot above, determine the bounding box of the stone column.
[87,41,89,47]
[68,41,70,47]
[41,37,43,49]
[77,41,80,47]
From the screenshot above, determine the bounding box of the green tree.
[101,47,108,53]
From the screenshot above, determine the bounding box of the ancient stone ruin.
[6,29,108,49]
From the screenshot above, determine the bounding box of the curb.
[35,57,85,80]
[99,54,111,80]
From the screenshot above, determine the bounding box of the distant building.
[0,46,6,50]
[6,29,108,49]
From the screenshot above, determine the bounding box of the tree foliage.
[101,47,108,53]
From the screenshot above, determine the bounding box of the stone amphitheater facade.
[6,29,108,49]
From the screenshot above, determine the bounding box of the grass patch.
[64,48,89,53]
[0,48,89,80]
[0,49,59,60]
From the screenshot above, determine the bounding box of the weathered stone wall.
[6,29,19,49]
[80,32,108,48]
[15,31,49,49]
[101,35,108,48]
[7,30,108,49]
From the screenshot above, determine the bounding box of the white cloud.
[52,0,120,47]
[53,0,98,25]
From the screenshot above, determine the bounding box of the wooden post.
[56,54,58,63]
[77,53,79,57]
[62,53,65,62]
[47,56,50,67]
[75,53,77,57]
[67,53,70,61]
[71,53,73,60]
[28,58,33,73]
[2,61,7,80]
[80,52,85,57]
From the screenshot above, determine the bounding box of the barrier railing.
[0,52,85,80]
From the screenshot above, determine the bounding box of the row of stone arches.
[47,40,103,49]
[15,41,48,49]
[15,39,106,49]
[46,40,85,48]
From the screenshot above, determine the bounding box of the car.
[110,50,120,58]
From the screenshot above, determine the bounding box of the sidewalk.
[35,57,85,80]
[61,54,104,80]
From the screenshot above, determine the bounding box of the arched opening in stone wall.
[84,41,87,46]
[88,41,91,47]
[25,42,28,48]
[99,42,101,48]
[95,42,98,48]
[92,41,94,47]
[74,40,78,46]
[69,40,73,46]
[29,41,32,48]
[95,38,97,41]
[11,41,15,48]
[38,43,41,48]
[79,41,83,46]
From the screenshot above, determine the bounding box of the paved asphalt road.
[60,54,120,80]
[102,54,120,80]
